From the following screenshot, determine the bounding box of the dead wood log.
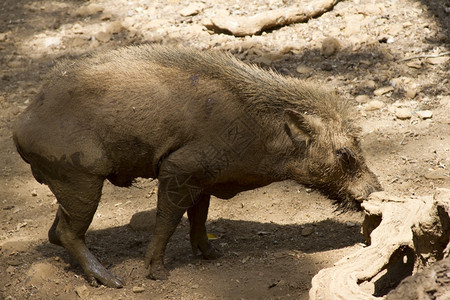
[309,188,450,300]
[208,0,339,37]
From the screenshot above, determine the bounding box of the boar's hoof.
[201,244,223,260]
[147,264,169,281]
[86,268,124,288]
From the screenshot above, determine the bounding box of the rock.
[416,110,432,119]
[129,210,156,232]
[107,21,124,34]
[74,285,90,299]
[364,100,385,111]
[321,37,340,57]
[95,31,112,42]
[301,226,314,236]
[0,32,7,42]
[395,108,412,119]
[406,89,417,99]
[427,56,449,65]
[72,23,84,34]
[31,189,38,196]
[374,86,394,96]
[362,79,376,89]
[344,15,364,36]
[355,95,370,103]
[424,169,448,180]
[75,4,104,17]
[406,61,422,69]
[132,286,145,293]
[26,263,59,287]
[180,3,205,17]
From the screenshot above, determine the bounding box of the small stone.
[416,110,433,119]
[362,80,376,89]
[301,227,314,237]
[31,189,38,197]
[107,21,124,34]
[321,37,341,57]
[424,169,448,180]
[0,32,7,42]
[364,100,385,111]
[406,89,417,99]
[74,285,90,299]
[129,210,156,232]
[345,221,356,227]
[374,86,394,96]
[395,108,412,119]
[7,259,22,266]
[406,61,422,69]
[75,4,104,17]
[95,31,112,42]
[427,56,449,65]
[132,286,145,293]
[296,65,313,74]
[180,3,205,17]
[191,284,199,289]
[355,95,370,103]
[6,266,15,274]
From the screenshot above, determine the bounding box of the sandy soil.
[0,0,449,299]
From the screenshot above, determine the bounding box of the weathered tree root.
[309,188,450,300]
[208,0,339,37]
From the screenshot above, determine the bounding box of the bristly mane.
[55,44,359,137]
[131,45,354,124]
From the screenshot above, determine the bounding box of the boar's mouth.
[309,181,382,212]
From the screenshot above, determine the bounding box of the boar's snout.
[341,169,382,209]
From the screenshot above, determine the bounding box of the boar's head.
[284,108,381,210]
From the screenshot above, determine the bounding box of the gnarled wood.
[209,0,339,37]
[309,188,450,300]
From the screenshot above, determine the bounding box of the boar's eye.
[336,147,357,168]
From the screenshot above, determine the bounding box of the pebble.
[75,4,104,17]
[345,221,356,227]
[129,210,156,232]
[301,227,314,236]
[362,79,376,89]
[374,86,394,96]
[364,100,385,111]
[296,65,313,74]
[355,95,370,103]
[0,32,7,42]
[406,61,422,69]
[321,37,341,57]
[95,31,112,42]
[132,286,145,293]
[424,169,448,180]
[395,108,412,119]
[180,3,205,17]
[427,56,449,65]
[107,21,124,34]
[416,110,433,119]
[406,89,417,99]
[31,189,38,196]
[74,285,90,299]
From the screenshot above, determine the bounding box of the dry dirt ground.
[0,0,449,299]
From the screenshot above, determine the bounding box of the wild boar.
[13,45,381,288]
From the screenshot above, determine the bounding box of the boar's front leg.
[187,194,222,259]
[46,174,123,288]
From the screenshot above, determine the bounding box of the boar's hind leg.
[145,161,205,280]
[188,194,222,259]
[47,174,123,288]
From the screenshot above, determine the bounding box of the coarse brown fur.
[13,44,380,287]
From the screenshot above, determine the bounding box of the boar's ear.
[283,109,323,144]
